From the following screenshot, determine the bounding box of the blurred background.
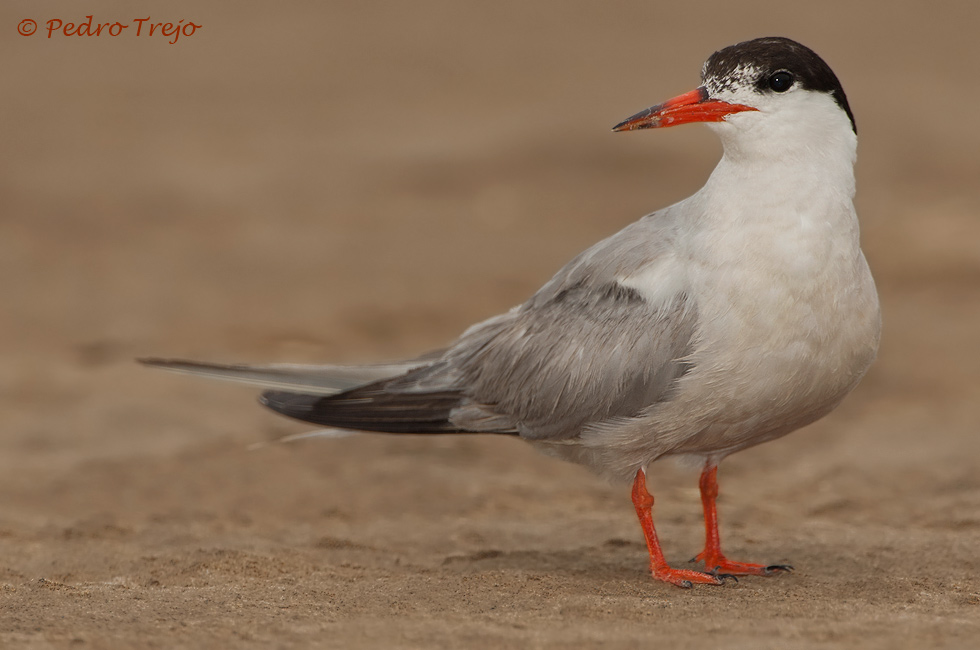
[1,1,978,647]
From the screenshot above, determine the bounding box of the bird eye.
[768,71,794,92]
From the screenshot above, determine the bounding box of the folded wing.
[257,210,698,440]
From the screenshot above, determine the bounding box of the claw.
[706,568,739,583]
[765,564,794,574]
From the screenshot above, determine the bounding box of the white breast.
[665,141,880,454]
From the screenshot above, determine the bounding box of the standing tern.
[143,37,880,587]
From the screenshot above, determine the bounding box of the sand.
[2,1,979,647]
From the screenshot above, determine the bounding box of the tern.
[143,37,880,587]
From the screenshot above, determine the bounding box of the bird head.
[613,37,856,161]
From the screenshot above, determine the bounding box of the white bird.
[143,37,880,588]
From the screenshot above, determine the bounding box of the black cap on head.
[703,37,855,133]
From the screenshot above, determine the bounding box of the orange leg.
[631,468,731,588]
[692,463,792,576]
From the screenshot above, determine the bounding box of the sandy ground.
[2,1,980,648]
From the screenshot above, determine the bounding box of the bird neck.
[688,126,859,244]
[713,125,856,211]
[706,92,859,208]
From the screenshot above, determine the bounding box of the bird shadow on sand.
[439,538,658,579]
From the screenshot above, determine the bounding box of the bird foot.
[650,565,736,588]
[690,552,793,577]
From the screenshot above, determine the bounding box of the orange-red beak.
[612,87,757,131]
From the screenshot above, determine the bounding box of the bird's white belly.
[670,218,879,455]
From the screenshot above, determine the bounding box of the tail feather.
[141,356,519,436]
[139,357,422,395]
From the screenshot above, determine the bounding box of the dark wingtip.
[260,390,320,417]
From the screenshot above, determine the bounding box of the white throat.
[711,90,856,196]
[690,90,858,238]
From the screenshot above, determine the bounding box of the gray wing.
[447,284,695,439]
[263,208,699,440]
